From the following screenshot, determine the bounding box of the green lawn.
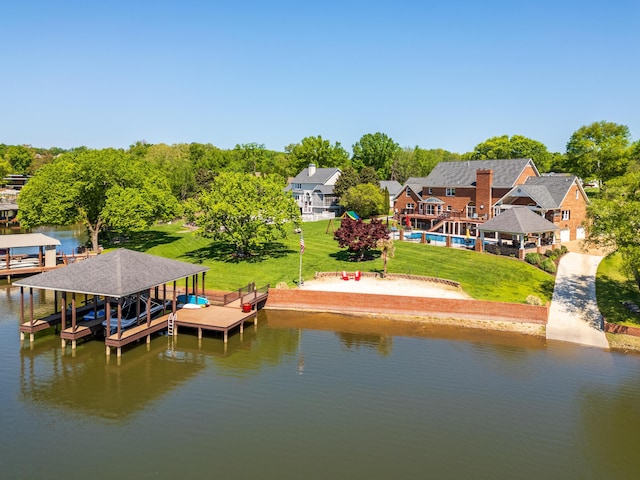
[596,253,640,326]
[118,219,555,304]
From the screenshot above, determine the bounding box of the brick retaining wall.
[265,289,548,325]
[604,321,640,337]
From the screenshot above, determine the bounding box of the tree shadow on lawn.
[596,275,640,325]
[329,249,381,262]
[184,240,295,264]
[108,230,182,252]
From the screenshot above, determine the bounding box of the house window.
[426,204,435,215]
[293,183,302,189]
[575,189,579,200]
[428,188,432,195]
[406,203,415,211]
[446,188,455,196]
[562,210,570,220]
[447,205,452,211]
[406,188,411,197]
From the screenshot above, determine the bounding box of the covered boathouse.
[14,248,209,357]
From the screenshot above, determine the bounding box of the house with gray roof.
[394,159,540,234]
[495,174,589,241]
[286,164,342,220]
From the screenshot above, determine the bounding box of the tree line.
[7,121,640,284]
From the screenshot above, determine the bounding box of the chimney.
[308,164,316,177]
[476,169,494,218]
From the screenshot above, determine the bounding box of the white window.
[426,204,435,215]
[562,210,570,220]
[428,188,432,194]
[406,188,411,197]
[446,188,455,196]
[447,205,452,211]
[406,203,415,210]
[575,189,579,200]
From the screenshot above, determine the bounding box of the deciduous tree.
[18,149,179,251]
[334,217,389,261]
[586,171,640,290]
[339,183,385,219]
[351,132,400,179]
[186,172,300,257]
[464,135,553,171]
[565,121,631,184]
[285,136,350,175]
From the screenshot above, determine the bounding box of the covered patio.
[14,248,208,356]
[475,206,560,259]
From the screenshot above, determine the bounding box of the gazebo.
[14,249,208,355]
[476,206,560,259]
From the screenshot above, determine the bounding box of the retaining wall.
[604,321,640,337]
[265,289,549,325]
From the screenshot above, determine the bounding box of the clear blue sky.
[2,0,638,154]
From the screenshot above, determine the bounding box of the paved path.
[546,252,609,349]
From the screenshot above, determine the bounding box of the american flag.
[300,234,305,254]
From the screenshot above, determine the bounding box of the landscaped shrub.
[559,245,568,255]
[540,258,557,273]
[526,294,543,306]
[525,252,541,265]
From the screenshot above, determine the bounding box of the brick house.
[496,174,589,241]
[394,159,588,242]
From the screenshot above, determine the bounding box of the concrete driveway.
[546,252,609,349]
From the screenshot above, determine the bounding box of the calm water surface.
[1,291,640,478]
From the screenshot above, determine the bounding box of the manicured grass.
[119,219,555,303]
[596,253,640,326]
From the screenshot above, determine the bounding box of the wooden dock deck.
[173,305,257,343]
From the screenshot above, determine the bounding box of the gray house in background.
[286,164,342,221]
[380,180,402,210]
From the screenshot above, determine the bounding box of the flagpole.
[299,230,304,286]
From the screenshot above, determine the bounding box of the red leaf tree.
[334,217,389,261]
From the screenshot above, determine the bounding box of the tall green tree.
[4,145,34,174]
[186,172,300,257]
[285,135,350,175]
[339,183,385,219]
[464,135,553,171]
[333,166,360,199]
[232,143,268,174]
[586,171,640,289]
[565,121,631,184]
[351,132,400,180]
[144,143,194,200]
[18,149,179,251]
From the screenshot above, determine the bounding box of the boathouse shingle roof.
[14,249,208,298]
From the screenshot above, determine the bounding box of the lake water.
[1,286,640,479]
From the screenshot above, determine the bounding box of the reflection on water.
[2,289,640,479]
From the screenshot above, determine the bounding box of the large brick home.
[394,159,588,241]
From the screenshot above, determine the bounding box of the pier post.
[198,328,202,339]
[20,332,24,341]
[61,338,66,348]
[106,345,111,356]
[146,335,151,344]
[72,340,76,350]
[29,333,34,343]
[117,347,122,357]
